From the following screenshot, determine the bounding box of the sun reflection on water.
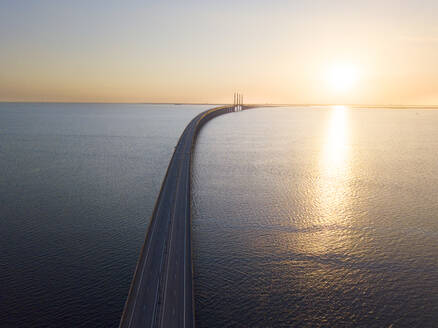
[284,106,353,257]
[318,105,351,226]
[323,106,348,172]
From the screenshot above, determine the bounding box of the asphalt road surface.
[119,105,235,328]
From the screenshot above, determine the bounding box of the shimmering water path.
[192,106,438,327]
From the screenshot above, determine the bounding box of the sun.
[326,63,359,92]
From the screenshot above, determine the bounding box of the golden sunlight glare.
[326,63,359,93]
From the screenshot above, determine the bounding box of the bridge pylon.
[233,92,243,111]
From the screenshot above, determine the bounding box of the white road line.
[160,135,189,327]
[150,209,172,326]
[127,177,167,327]
[123,108,234,327]
[128,132,183,327]
[183,150,189,328]
[151,132,190,326]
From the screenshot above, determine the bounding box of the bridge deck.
[119,105,237,328]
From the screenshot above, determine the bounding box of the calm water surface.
[2,104,438,327]
[0,103,208,327]
[192,106,438,327]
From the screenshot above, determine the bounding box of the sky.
[1,0,438,105]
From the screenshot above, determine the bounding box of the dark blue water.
[192,106,438,327]
[2,104,438,327]
[0,103,208,327]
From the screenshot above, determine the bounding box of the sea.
[1,103,437,327]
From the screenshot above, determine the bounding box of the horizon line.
[1,101,438,109]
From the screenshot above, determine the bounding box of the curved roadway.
[119,105,237,328]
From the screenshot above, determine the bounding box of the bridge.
[119,97,248,327]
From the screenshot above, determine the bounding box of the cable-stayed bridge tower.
[233,92,244,111]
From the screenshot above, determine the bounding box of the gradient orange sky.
[1,0,438,105]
